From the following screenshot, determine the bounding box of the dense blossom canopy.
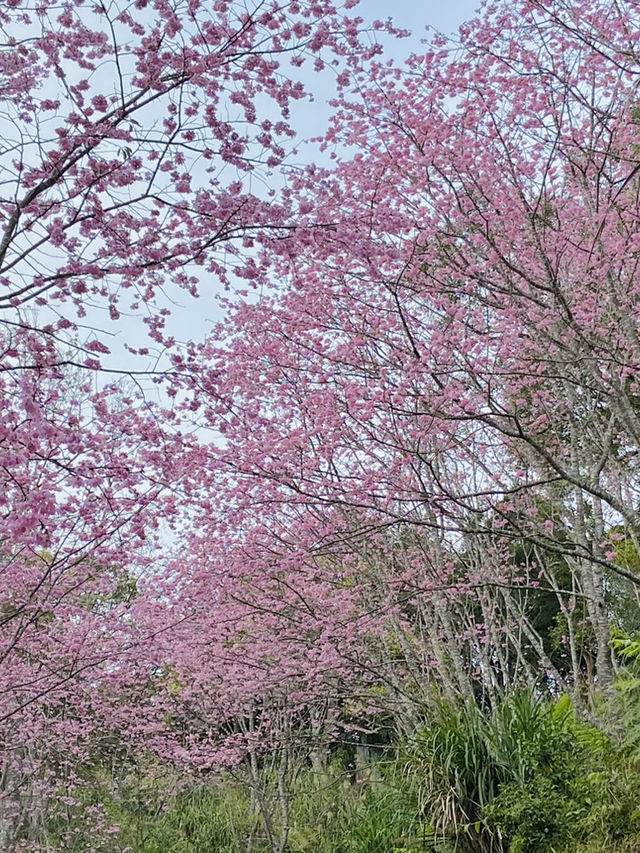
[2,0,640,848]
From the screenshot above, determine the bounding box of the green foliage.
[611,627,640,664]
[126,785,246,852]
[331,786,420,853]
[402,697,505,852]
[34,684,640,853]
[483,776,578,853]
[400,690,639,853]
[609,627,640,757]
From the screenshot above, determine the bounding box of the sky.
[366,0,480,42]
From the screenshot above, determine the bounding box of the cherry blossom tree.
[6,0,640,847]
[0,0,382,846]
[0,0,377,361]
[172,0,640,731]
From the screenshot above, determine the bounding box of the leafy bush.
[401,692,612,853]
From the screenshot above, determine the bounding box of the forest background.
[2,0,640,851]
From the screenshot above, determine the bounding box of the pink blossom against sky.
[92,1,481,371]
[290,1,480,143]
[43,0,483,379]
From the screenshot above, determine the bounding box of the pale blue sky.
[366,0,480,43]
